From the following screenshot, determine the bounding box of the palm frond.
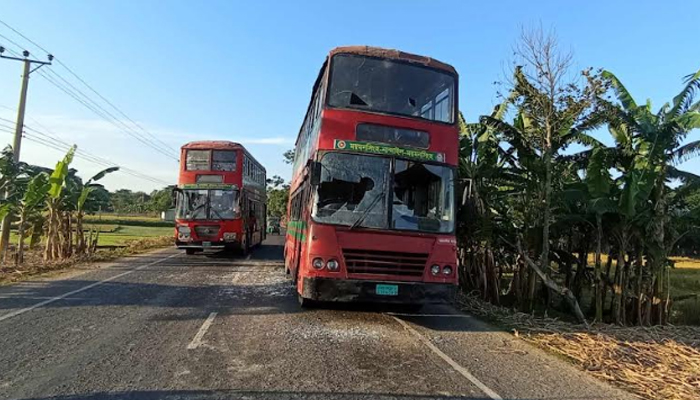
[668,166,700,184]
[672,140,700,165]
[670,68,700,117]
[602,70,638,110]
[566,132,605,148]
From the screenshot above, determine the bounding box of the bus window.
[212,150,236,171]
[186,150,210,170]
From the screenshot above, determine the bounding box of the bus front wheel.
[297,293,315,308]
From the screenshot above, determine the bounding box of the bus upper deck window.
[186,150,210,171]
[213,150,237,171]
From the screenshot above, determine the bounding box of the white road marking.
[387,313,474,318]
[0,253,180,323]
[187,312,218,350]
[391,316,503,400]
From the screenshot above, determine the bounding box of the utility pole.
[0,47,53,260]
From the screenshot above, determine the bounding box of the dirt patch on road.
[458,295,700,400]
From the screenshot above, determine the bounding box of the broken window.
[327,54,456,123]
[392,160,454,233]
[312,153,389,229]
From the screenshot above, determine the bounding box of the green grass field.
[9,217,174,248]
[88,224,173,246]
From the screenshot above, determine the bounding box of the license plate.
[203,241,211,248]
[376,284,398,296]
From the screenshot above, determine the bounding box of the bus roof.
[181,140,242,150]
[329,46,457,76]
[181,141,265,172]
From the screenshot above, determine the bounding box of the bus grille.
[342,249,428,277]
[194,225,220,239]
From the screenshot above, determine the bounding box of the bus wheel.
[185,248,197,255]
[297,293,315,308]
[239,237,249,257]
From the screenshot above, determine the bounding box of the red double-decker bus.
[175,141,266,255]
[285,46,459,307]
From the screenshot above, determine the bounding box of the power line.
[0,20,180,161]
[22,132,172,186]
[38,67,179,159]
[35,70,179,161]
[0,109,173,186]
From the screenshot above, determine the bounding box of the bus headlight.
[177,226,191,240]
[312,258,324,270]
[223,232,236,242]
[442,265,453,276]
[430,265,440,276]
[326,259,339,272]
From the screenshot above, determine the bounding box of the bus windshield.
[176,189,238,220]
[327,54,456,123]
[312,153,454,233]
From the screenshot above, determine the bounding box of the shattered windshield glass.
[312,153,455,233]
[176,189,238,220]
[328,54,456,123]
[392,160,454,233]
[313,153,389,229]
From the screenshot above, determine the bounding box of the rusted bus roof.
[181,140,242,150]
[180,141,265,172]
[329,46,457,76]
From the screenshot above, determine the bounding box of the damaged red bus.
[285,46,459,307]
[175,141,266,255]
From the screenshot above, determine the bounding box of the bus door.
[289,184,309,282]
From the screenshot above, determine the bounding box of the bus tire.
[185,248,197,255]
[298,293,315,308]
[239,237,249,257]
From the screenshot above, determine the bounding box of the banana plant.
[74,167,119,254]
[603,68,700,324]
[44,146,76,261]
[13,173,49,265]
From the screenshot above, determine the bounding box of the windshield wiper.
[349,190,385,230]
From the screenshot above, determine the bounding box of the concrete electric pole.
[0,47,53,260]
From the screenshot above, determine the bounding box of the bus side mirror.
[309,161,322,186]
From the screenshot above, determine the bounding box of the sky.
[0,0,698,192]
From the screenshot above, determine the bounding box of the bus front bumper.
[176,240,232,250]
[301,277,457,304]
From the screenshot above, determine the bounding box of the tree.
[12,173,49,265]
[74,167,119,254]
[44,146,76,261]
[266,175,289,218]
[477,27,607,324]
[148,186,175,213]
[283,149,295,165]
[601,68,700,324]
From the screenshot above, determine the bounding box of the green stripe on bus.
[286,220,307,241]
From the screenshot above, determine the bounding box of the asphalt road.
[0,236,635,400]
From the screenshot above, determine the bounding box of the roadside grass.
[0,236,172,285]
[458,294,700,400]
[87,224,173,246]
[9,224,173,247]
[1,216,173,284]
[84,214,172,227]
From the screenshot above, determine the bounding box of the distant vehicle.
[285,46,459,307]
[174,141,266,255]
[267,217,281,234]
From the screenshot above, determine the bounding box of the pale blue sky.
[0,0,698,192]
